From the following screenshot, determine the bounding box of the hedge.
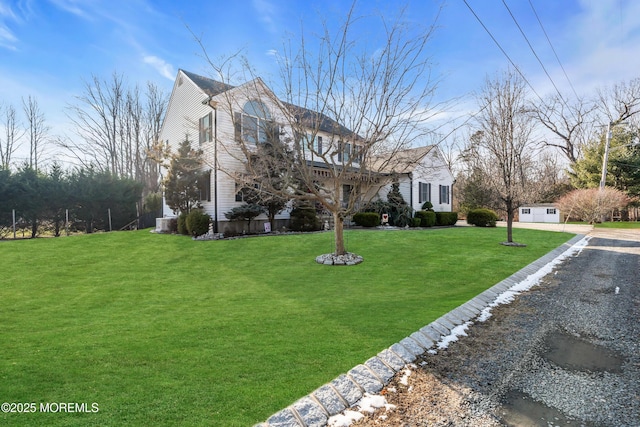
[435,211,459,226]
[353,212,380,227]
[415,210,436,227]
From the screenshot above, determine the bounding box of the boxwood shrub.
[415,210,436,227]
[353,212,380,227]
[186,210,211,236]
[411,217,422,227]
[467,208,498,227]
[177,212,189,235]
[436,211,459,226]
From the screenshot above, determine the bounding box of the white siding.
[410,147,454,212]
[519,206,560,223]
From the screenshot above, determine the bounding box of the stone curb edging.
[255,234,587,427]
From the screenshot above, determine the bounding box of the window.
[199,112,212,145]
[235,182,244,202]
[439,185,450,205]
[522,208,531,214]
[337,142,351,162]
[342,184,353,206]
[547,208,557,215]
[418,182,431,204]
[303,133,323,155]
[234,100,279,145]
[199,171,211,202]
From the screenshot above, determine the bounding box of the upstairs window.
[337,142,352,163]
[199,112,212,145]
[234,100,279,145]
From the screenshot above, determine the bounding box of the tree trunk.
[506,202,514,243]
[333,211,346,255]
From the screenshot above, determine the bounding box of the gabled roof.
[181,69,235,97]
[372,145,436,174]
[182,69,359,139]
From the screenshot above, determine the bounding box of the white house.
[519,204,560,223]
[158,69,455,232]
[373,146,454,213]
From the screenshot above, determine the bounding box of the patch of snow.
[358,393,393,413]
[478,236,591,322]
[387,386,397,393]
[328,410,364,426]
[399,368,412,386]
[615,286,620,294]
[436,322,472,351]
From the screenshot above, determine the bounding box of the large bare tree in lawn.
[470,70,537,245]
[200,3,441,259]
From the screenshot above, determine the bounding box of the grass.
[0,227,573,426]
[594,221,640,229]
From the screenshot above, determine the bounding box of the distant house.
[158,69,455,232]
[519,204,560,223]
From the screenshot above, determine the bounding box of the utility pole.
[599,122,612,190]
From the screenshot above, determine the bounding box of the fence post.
[108,208,112,232]
[65,209,69,236]
[12,209,16,239]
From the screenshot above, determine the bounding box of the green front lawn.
[0,227,573,426]
[595,221,640,229]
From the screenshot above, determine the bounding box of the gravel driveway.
[349,227,640,427]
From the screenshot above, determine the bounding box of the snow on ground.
[477,236,591,322]
[327,393,396,426]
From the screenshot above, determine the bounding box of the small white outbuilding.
[518,204,560,223]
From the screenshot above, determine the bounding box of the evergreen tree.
[163,136,204,214]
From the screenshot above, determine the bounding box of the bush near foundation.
[436,212,459,226]
[415,210,436,227]
[353,212,380,227]
[186,210,211,237]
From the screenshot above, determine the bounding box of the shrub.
[421,201,434,211]
[289,205,321,231]
[353,212,380,227]
[177,212,189,235]
[436,212,459,226]
[467,208,498,227]
[411,217,422,227]
[186,210,211,237]
[415,210,436,227]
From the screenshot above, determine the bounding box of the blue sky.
[2,0,640,163]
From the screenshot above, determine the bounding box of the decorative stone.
[292,396,328,427]
[348,365,384,394]
[315,252,364,266]
[330,375,363,406]
[266,408,303,427]
[312,384,347,416]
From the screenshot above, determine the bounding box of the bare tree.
[22,96,50,171]
[0,103,24,169]
[470,70,538,244]
[597,77,640,126]
[198,3,442,258]
[63,73,167,196]
[531,93,595,163]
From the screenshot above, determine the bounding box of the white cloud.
[47,0,89,19]
[143,55,175,80]
[252,0,278,34]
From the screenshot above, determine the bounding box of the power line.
[501,0,565,102]
[527,0,580,99]
[461,0,545,104]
